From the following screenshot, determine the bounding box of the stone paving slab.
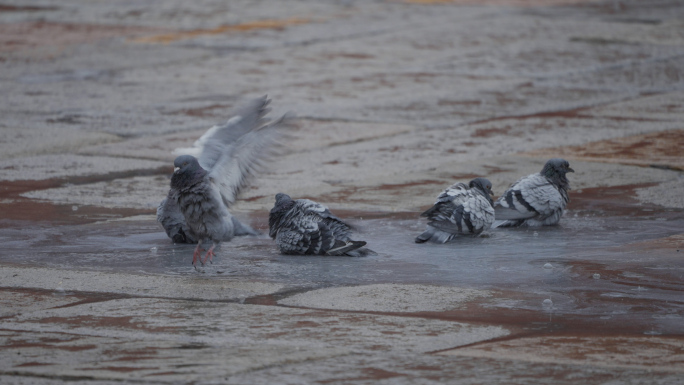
[20,176,169,210]
[223,354,684,385]
[0,329,349,383]
[636,180,684,209]
[0,155,166,182]
[585,90,684,121]
[439,335,684,373]
[0,289,82,318]
[0,295,508,382]
[544,55,684,94]
[0,267,284,301]
[432,39,684,78]
[278,284,491,312]
[0,127,120,161]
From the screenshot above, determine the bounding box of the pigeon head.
[540,158,574,189]
[274,192,292,204]
[271,193,295,215]
[173,155,201,173]
[171,155,206,190]
[469,177,494,205]
[269,193,295,239]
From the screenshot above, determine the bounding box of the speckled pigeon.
[494,158,574,227]
[415,178,495,244]
[268,193,373,257]
[156,96,291,266]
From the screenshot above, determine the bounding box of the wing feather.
[207,108,293,207]
[173,96,273,170]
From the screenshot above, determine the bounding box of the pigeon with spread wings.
[157,96,292,267]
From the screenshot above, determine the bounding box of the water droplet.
[533,231,539,237]
[542,298,553,308]
[593,273,601,280]
[54,281,66,296]
[543,263,553,269]
[72,205,78,211]
[150,247,158,253]
[644,330,661,336]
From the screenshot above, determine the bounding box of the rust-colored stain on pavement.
[131,18,311,44]
[439,335,684,372]
[522,129,684,170]
[2,336,98,352]
[0,22,171,52]
[0,4,58,12]
[35,315,177,333]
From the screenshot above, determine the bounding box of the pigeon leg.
[202,243,217,265]
[192,241,204,266]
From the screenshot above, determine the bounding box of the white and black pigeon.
[415,177,495,244]
[156,96,291,267]
[494,158,574,227]
[268,193,373,257]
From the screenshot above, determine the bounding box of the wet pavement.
[2,0,684,384]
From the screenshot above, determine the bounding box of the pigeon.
[494,158,574,227]
[268,193,373,257]
[156,96,291,266]
[415,177,495,244]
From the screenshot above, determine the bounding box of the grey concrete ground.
[1,0,684,383]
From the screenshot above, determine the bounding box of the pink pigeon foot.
[192,242,205,266]
[202,244,217,265]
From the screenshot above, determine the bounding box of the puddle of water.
[1,180,683,335]
[1,208,683,333]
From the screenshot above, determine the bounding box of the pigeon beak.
[567,167,575,173]
[174,167,180,173]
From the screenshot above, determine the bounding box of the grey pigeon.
[494,158,574,227]
[157,96,291,266]
[415,177,495,244]
[268,193,373,257]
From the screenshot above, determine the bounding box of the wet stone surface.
[2,187,682,337]
[2,0,684,383]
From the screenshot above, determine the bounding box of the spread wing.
[174,96,272,168]
[201,98,293,207]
